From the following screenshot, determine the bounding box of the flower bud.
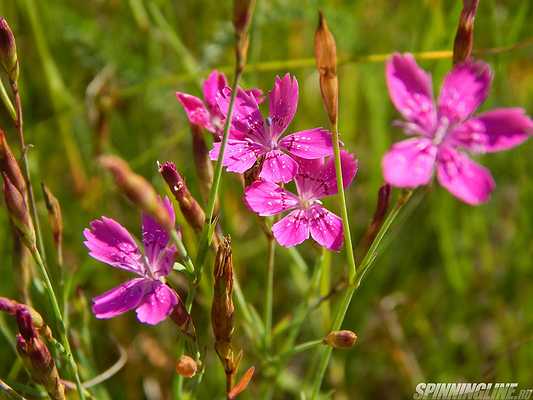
[0,130,26,196]
[190,124,214,201]
[314,11,338,125]
[0,17,19,82]
[175,355,197,378]
[2,173,35,248]
[15,309,65,400]
[212,236,234,345]
[233,0,256,73]
[41,183,63,264]
[323,330,357,349]
[170,297,196,339]
[159,161,205,232]
[453,0,479,64]
[0,297,46,331]
[99,155,172,231]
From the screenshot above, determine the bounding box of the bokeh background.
[0,0,532,399]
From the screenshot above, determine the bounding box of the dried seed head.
[212,236,234,345]
[41,183,63,264]
[314,11,338,125]
[175,355,197,378]
[159,161,205,232]
[233,0,256,73]
[2,173,35,248]
[324,330,357,349]
[0,17,19,82]
[0,130,26,195]
[99,155,172,231]
[453,0,479,64]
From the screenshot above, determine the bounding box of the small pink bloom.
[244,151,357,250]
[176,70,262,138]
[83,197,180,325]
[210,74,334,183]
[383,53,532,205]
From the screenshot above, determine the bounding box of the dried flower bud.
[175,355,197,378]
[41,183,63,265]
[15,309,65,400]
[453,0,479,64]
[314,11,338,125]
[357,184,391,263]
[233,0,256,73]
[170,298,196,339]
[0,17,19,82]
[323,330,357,349]
[2,173,35,248]
[99,155,172,231]
[0,130,26,195]
[191,124,214,200]
[159,161,205,232]
[212,236,234,345]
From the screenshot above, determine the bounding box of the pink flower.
[244,151,357,250]
[210,74,334,183]
[176,70,262,138]
[83,197,180,325]
[382,53,532,205]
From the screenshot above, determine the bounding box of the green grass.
[0,1,532,399]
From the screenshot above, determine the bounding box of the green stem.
[30,247,86,399]
[0,79,16,120]
[310,191,412,398]
[274,340,324,362]
[264,236,276,351]
[171,229,195,275]
[0,378,28,400]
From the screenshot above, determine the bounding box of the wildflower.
[211,74,334,183]
[244,151,357,250]
[83,197,181,325]
[0,130,26,196]
[176,70,262,138]
[383,54,532,205]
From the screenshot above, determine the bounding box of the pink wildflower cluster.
[177,72,357,250]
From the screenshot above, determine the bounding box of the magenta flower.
[176,70,262,138]
[210,74,334,183]
[244,151,357,250]
[83,197,180,325]
[382,53,532,205]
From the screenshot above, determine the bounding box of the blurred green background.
[0,0,532,399]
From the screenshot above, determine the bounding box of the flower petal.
[271,209,309,248]
[246,88,264,104]
[217,87,266,143]
[202,70,228,115]
[438,60,491,124]
[135,283,179,325]
[83,217,145,275]
[92,278,150,319]
[269,74,299,138]
[449,108,532,153]
[209,139,261,173]
[142,197,175,269]
[175,92,214,132]
[259,150,298,183]
[244,180,299,216]
[386,53,437,135]
[278,128,333,159]
[382,138,437,188]
[296,151,358,200]
[307,205,343,251]
[436,146,495,205]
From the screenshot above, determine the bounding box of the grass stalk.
[263,236,276,351]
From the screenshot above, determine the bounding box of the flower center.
[432,117,450,146]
